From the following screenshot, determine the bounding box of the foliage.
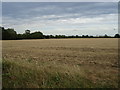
[30,32,44,39]
[114,34,120,38]
[1,27,17,40]
[1,26,120,40]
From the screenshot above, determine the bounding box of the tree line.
[1,27,44,40]
[0,26,120,40]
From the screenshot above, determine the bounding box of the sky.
[2,2,118,36]
[2,0,119,2]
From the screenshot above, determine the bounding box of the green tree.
[2,27,17,40]
[114,34,120,38]
[30,31,44,39]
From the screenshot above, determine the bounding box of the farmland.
[2,38,118,88]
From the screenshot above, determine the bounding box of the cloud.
[2,13,117,35]
[2,2,118,18]
[2,2,118,36]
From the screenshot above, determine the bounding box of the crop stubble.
[2,38,118,88]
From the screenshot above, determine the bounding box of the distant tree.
[3,26,120,40]
[114,34,120,38]
[104,34,108,38]
[30,31,44,39]
[49,35,54,38]
[0,27,3,40]
[23,30,31,39]
[82,35,85,38]
[76,35,79,38]
[55,35,59,38]
[44,35,50,39]
[17,34,23,39]
[2,27,17,40]
[25,30,30,34]
[89,36,93,38]
[85,35,89,38]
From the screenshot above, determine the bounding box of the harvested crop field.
[2,38,119,88]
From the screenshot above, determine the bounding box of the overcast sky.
[2,2,118,36]
[2,0,119,2]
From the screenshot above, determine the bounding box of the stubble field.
[2,38,119,88]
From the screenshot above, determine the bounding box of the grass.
[2,38,119,88]
[2,59,94,88]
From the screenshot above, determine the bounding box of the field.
[2,38,118,88]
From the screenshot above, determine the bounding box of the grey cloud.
[2,2,118,36]
[2,2,117,19]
